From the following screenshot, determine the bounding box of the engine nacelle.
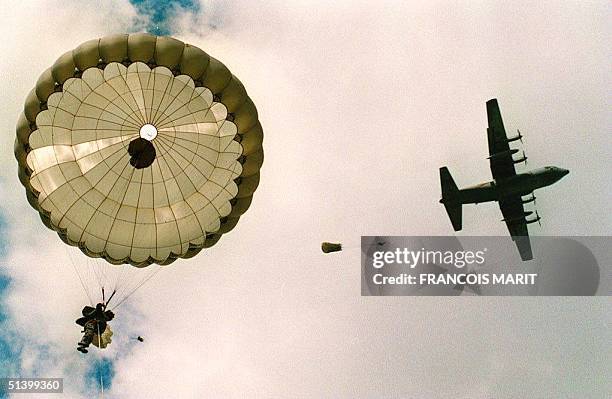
[488,148,519,160]
[522,194,536,204]
[526,215,541,225]
[526,210,541,226]
[501,211,533,223]
[506,129,523,143]
[513,150,527,165]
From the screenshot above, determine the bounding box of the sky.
[0,1,610,398]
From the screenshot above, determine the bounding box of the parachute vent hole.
[139,124,158,141]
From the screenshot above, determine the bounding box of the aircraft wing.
[487,99,517,180]
[499,196,533,261]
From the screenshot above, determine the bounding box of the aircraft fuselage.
[446,166,569,205]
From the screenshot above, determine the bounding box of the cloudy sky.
[0,1,610,398]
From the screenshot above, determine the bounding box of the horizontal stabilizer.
[443,203,462,231]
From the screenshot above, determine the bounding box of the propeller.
[535,210,541,227]
[517,129,524,143]
[521,150,527,165]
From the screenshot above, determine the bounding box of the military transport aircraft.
[439,99,569,261]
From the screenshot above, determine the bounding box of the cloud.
[130,0,201,35]
[0,1,610,398]
[85,358,116,393]
[0,276,23,383]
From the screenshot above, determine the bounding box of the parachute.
[15,33,264,267]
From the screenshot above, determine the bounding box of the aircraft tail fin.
[439,167,462,231]
[440,167,458,196]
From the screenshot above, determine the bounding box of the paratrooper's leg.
[77,321,96,353]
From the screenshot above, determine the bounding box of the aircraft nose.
[556,168,569,179]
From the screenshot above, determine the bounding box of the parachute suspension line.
[65,247,94,306]
[111,267,162,311]
[112,267,149,304]
[87,257,107,304]
[99,259,112,292]
[109,262,161,309]
[90,258,118,304]
[92,258,109,296]
[107,270,131,308]
[110,266,160,311]
[90,258,103,290]
[110,263,130,299]
[83,257,105,304]
[84,258,98,294]
[93,259,103,290]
